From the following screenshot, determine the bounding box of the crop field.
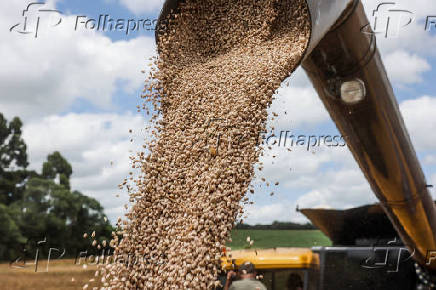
[0,230,331,289]
[0,259,99,290]
[228,229,332,250]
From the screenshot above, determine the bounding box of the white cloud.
[257,147,337,186]
[362,0,436,23]
[400,96,436,150]
[243,142,375,224]
[0,1,156,121]
[119,0,164,15]
[279,149,373,209]
[245,165,374,224]
[269,85,330,130]
[244,201,305,225]
[384,50,430,85]
[295,169,375,210]
[362,0,436,56]
[22,112,146,222]
[424,155,436,165]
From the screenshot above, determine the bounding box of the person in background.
[224,262,267,290]
[286,273,303,290]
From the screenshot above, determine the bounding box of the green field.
[228,229,332,250]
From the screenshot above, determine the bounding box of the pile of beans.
[101,0,310,288]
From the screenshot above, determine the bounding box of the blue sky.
[57,0,159,114]
[1,0,436,225]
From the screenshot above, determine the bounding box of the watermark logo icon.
[425,16,436,32]
[361,239,415,273]
[10,2,63,38]
[362,2,414,38]
[426,250,436,266]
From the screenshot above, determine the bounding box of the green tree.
[9,177,113,260]
[0,204,26,260]
[10,178,52,242]
[0,113,114,261]
[42,151,72,189]
[0,113,28,170]
[0,113,31,205]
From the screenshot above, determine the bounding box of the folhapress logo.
[10,2,158,38]
[361,2,414,38]
[10,2,63,38]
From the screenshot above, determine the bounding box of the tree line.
[235,221,316,230]
[0,113,113,261]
